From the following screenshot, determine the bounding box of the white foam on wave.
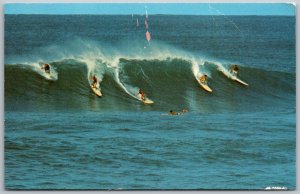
[191,60,211,81]
[8,37,227,99]
[113,67,140,101]
[98,40,207,101]
[215,62,233,78]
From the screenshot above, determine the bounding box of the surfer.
[169,110,178,115]
[41,64,50,74]
[91,75,99,89]
[230,65,239,75]
[138,89,146,101]
[182,109,188,113]
[199,74,208,84]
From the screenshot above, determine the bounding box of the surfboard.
[221,69,248,86]
[90,83,102,97]
[197,78,213,93]
[199,82,213,92]
[143,98,154,104]
[137,93,154,104]
[43,71,56,81]
[232,76,249,86]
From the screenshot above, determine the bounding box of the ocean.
[4,15,296,190]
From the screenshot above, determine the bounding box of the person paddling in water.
[199,74,208,84]
[138,89,146,101]
[182,109,188,113]
[42,64,50,74]
[169,110,178,115]
[230,64,239,75]
[91,75,99,89]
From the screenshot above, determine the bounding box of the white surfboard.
[197,78,213,93]
[43,71,56,81]
[90,83,102,97]
[137,93,154,104]
[221,69,248,86]
[232,76,248,86]
[143,98,154,104]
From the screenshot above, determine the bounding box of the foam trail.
[192,62,200,80]
[78,57,105,87]
[192,60,210,80]
[215,62,232,78]
[114,60,153,102]
[114,68,140,101]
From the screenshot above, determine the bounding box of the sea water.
[5,15,295,189]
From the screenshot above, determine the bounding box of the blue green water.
[5,14,295,189]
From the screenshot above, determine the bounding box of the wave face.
[5,56,295,112]
[4,15,295,112]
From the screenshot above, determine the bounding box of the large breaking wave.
[5,39,295,112]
